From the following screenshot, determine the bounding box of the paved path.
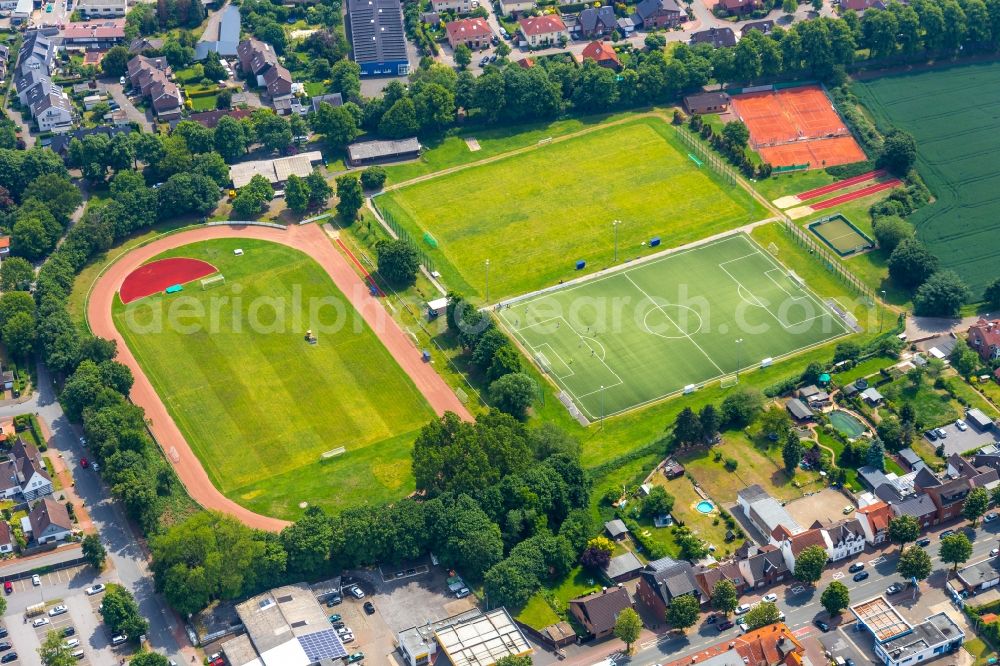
[86,223,471,532]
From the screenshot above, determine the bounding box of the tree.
[281,505,333,578]
[985,277,1000,310]
[951,342,980,377]
[913,271,971,317]
[214,116,248,162]
[879,129,918,175]
[722,121,750,148]
[376,238,420,286]
[379,98,420,138]
[939,532,973,571]
[203,55,226,81]
[721,388,764,427]
[641,486,674,519]
[821,581,850,616]
[783,0,799,13]
[12,216,54,261]
[284,174,310,214]
[898,544,933,583]
[128,654,171,666]
[82,533,107,571]
[759,406,792,441]
[645,33,667,50]
[490,372,536,419]
[614,607,643,654]
[252,111,292,153]
[873,216,914,254]
[216,88,233,109]
[580,536,614,569]
[310,103,359,149]
[666,594,700,631]
[964,487,991,526]
[712,579,738,617]
[99,583,148,641]
[335,174,363,223]
[794,545,828,584]
[0,257,34,292]
[675,526,708,560]
[888,515,921,553]
[39,629,76,666]
[454,43,472,69]
[867,439,887,471]
[305,172,332,208]
[673,406,702,445]
[101,45,130,77]
[889,238,939,290]
[745,601,781,630]
[700,404,720,441]
[4,311,36,360]
[782,432,803,474]
[360,166,388,190]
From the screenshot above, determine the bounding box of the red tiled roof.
[0,236,10,249]
[62,19,125,40]
[516,57,535,68]
[518,14,567,36]
[858,501,892,532]
[581,40,620,65]
[789,528,827,556]
[971,319,1000,349]
[663,624,804,666]
[446,17,493,41]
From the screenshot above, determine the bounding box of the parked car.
[79,458,88,468]
[956,419,968,431]
[0,628,8,639]
[32,617,49,627]
[762,593,777,603]
[886,583,903,595]
[842,505,855,515]
[85,584,105,595]
[62,627,74,637]
[925,429,938,441]
[936,428,948,439]
[917,538,931,547]
[814,619,830,632]
[853,571,869,582]
[3,582,11,594]
[706,614,718,624]
[336,627,351,637]
[48,605,67,617]
[326,594,342,607]
[986,513,997,523]
[63,639,79,649]
[737,619,748,633]
[347,653,364,664]
[848,563,865,573]
[941,530,955,539]
[0,643,11,652]
[1,652,16,663]
[328,614,341,623]
[31,575,40,586]
[348,586,364,599]
[341,633,355,644]
[735,603,752,615]
[717,620,734,631]
[991,548,999,557]
[363,601,375,615]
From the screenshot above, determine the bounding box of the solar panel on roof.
[298,629,348,661]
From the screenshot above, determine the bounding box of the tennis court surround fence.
[781,217,877,305]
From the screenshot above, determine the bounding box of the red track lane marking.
[335,238,385,297]
[811,179,902,210]
[119,257,218,303]
[796,169,887,201]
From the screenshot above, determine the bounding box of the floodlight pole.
[879,290,886,332]
[735,338,744,383]
[485,259,490,304]
[613,219,622,263]
[600,385,605,429]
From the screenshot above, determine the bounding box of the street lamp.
[612,219,622,263]
[600,385,605,429]
[484,259,490,304]
[735,338,744,383]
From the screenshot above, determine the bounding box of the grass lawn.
[945,373,1000,417]
[965,636,998,666]
[111,238,435,519]
[378,116,766,301]
[649,472,738,557]
[832,356,896,385]
[816,428,862,490]
[497,233,849,418]
[187,93,219,112]
[879,376,963,431]
[753,169,837,202]
[304,81,326,96]
[516,566,602,630]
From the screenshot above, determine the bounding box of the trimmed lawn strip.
[965,636,997,666]
[516,566,603,631]
[832,356,895,385]
[879,377,962,431]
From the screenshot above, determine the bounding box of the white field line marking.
[624,274,726,376]
[764,267,809,300]
[719,254,838,331]
[534,343,575,380]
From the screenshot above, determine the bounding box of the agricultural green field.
[498,233,851,418]
[854,63,1000,297]
[376,117,766,302]
[112,238,435,519]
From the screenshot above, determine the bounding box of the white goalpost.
[200,274,226,290]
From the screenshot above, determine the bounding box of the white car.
[762,593,778,603]
[64,638,79,649]
[956,419,968,431]
[992,548,999,557]
[32,617,49,627]
[340,632,355,644]
[987,513,998,523]
[348,586,364,599]
[735,603,752,615]
[31,575,40,586]
[48,605,67,616]
[737,619,748,633]
[85,584,105,595]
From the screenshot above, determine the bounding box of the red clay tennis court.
[732,85,866,168]
[119,257,218,304]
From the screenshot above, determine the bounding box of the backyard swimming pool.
[830,410,867,439]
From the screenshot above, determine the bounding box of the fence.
[673,126,739,186]
[781,217,878,304]
[207,221,287,230]
[774,163,810,173]
[368,197,437,274]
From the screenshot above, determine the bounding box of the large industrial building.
[347,0,409,77]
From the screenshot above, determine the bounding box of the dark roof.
[893,493,936,518]
[898,448,922,468]
[690,27,736,47]
[605,519,629,538]
[187,107,254,129]
[745,547,788,580]
[28,497,72,536]
[948,454,978,478]
[684,91,729,108]
[578,6,616,32]
[49,125,132,155]
[604,552,643,580]
[348,0,408,65]
[634,0,681,19]
[914,466,941,489]
[858,465,890,492]
[312,93,344,113]
[347,137,420,162]
[641,559,699,603]
[740,19,774,35]
[827,519,864,546]
[568,587,631,634]
[841,383,860,396]
[786,398,813,420]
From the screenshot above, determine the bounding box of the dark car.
[717,620,734,631]
[706,614,718,624]
[925,429,939,441]
[62,627,75,637]
[814,619,830,632]
[941,530,955,539]
[0,629,7,639]
[853,571,870,582]
[848,562,865,573]
[917,538,931,547]
[0,644,11,652]
[846,660,856,666]
[363,601,375,615]
[332,622,345,630]
[1,652,16,663]
[2,582,10,594]
[326,595,342,607]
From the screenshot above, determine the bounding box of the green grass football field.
[497,234,851,419]
[376,117,767,303]
[112,238,435,519]
[854,63,1000,296]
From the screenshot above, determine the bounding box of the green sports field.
[112,238,435,519]
[498,234,851,419]
[377,117,767,303]
[854,63,1000,296]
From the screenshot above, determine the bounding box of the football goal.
[200,274,226,290]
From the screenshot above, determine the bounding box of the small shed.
[967,408,994,431]
[683,91,730,115]
[427,297,448,320]
[604,551,643,582]
[786,398,814,422]
[860,387,884,406]
[898,448,922,470]
[663,458,685,479]
[605,519,629,540]
[841,383,859,398]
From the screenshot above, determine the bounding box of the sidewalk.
[37,416,94,534]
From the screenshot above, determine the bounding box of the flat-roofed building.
[851,596,964,666]
[229,151,324,188]
[346,137,420,165]
[397,607,531,666]
[348,0,409,77]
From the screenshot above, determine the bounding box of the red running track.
[119,257,217,304]
[796,170,886,201]
[811,179,902,211]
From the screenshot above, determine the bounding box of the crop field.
[112,239,435,519]
[854,63,1000,296]
[497,233,851,419]
[376,117,766,302]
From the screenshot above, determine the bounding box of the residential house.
[310,93,343,113]
[786,398,814,422]
[957,558,1000,595]
[840,0,886,11]
[969,320,1000,363]
[717,0,761,14]
[568,587,634,639]
[861,387,884,406]
[49,125,133,156]
[498,0,535,16]
[187,107,254,130]
[18,32,55,76]
[738,544,790,589]
[631,0,684,28]
[0,237,9,259]
[27,497,73,545]
[779,528,828,572]
[128,36,163,54]
[690,27,737,48]
[740,19,774,36]
[915,466,970,524]
[892,492,937,528]
[0,522,12,554]
[798,384,832,408]
[0,438,53,501]
[518,15,569,47]
[824,519,866,561]
[262,64,293,99]
[348,0,410,77]
[237,39,294,100]
[126,55,183,120]
[445,17,493,49]
[636,556,700,617]
[577,6,616,38]
[663,623,805,666]
[605,519,629,541]
[617,16,636,34]
[73,0,126,17]
[580,40,621,70]
[684,91,730,114]
[15,70,53,107]
[60,19,126,48]
[737,484,802,543]
[604,551,644,582]
[857,501,892,545]
[431,0,471,12]
[694,561,747,599]
[33,92,73,132]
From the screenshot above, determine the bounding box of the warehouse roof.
[229,151,323,188]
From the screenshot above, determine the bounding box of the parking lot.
[786,488,854,527]
[928,419,999,457]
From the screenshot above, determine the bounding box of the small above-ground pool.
[696,500,715,514]
[830,410,867,439]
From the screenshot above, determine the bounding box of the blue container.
[576,260,586,270]
[650,237,661,247]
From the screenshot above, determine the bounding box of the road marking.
[868,556,886,566]
[790,585,806,594]
[793,626,813,637]
[832,572,845,580]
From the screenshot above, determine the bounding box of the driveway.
[929,420,1000,457]
[105,83,152,132]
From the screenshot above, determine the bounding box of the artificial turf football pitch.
[497,233,851,419]
[112,239,435,519]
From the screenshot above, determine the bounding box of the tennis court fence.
[781,218,877,304]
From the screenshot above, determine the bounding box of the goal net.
[719,374,739,389]
[767,242,779,256]
[200,274,225,290]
